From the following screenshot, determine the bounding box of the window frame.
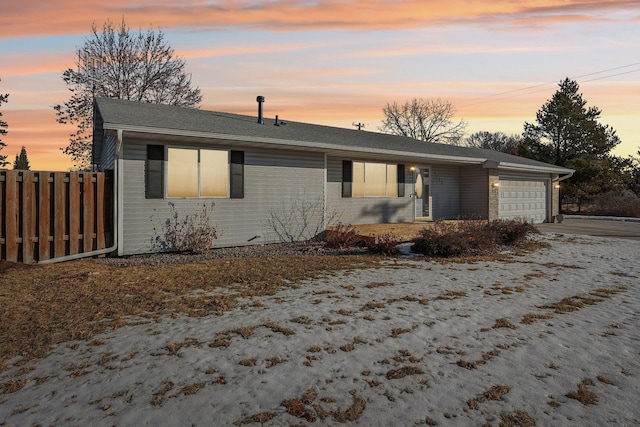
[343,160,402,198]
[166,146,231,199]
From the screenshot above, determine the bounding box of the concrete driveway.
[536,217,640,241]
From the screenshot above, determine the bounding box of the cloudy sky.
[1,0,639,170]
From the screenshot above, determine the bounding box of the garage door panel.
[498,178,548,223]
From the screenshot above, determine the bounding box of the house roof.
[95,97,573,175]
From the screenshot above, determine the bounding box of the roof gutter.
[483,160,574,175]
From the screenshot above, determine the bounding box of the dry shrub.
[324,223,362,249]
[412,219,537,257]
[154,202,218,253]
[365,232,401,255]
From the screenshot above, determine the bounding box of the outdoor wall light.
[554,184,561,189]
[492,182,500,188]
[410,165,416,171]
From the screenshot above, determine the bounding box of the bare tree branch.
[380,98,467,145]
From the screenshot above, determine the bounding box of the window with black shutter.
[230,151,244,199]
[342,160,352,197]
[397,164,405,197]
[146,145,164,199]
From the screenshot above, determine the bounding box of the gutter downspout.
[38,129,122,264]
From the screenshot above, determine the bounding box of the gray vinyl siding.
[121,140,324,255]
[326,156,413,225]
[429,165,460,219]
[459,165,489,219]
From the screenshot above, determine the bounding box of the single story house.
[92,97,573,256]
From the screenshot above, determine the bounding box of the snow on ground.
[1,233,639,426]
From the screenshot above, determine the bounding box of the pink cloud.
[2,0,637,39]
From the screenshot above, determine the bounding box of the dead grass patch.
[493,318,517,329]
[239,358,256,367]
[435,290,467,300]
[264,321,295,336]
[386,366,424,379]
[467,384,511,409]
[499,410,536,427]
[233,412,277,425]
[290,315,311,325]
[181,381,205,395]
[566,381,598,405]
[150,381,174,406]
[265,356,287,368]
[596,375,614,385]
[391,328,411,338]
[332,394,367,422]
[521,313,554,324]
[234,325,257,340]
[0,254,378,370]
[361,300,386,310]
[365,281,395,288]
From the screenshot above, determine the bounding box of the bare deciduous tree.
[465,131,522,155]
[55,19,202,169]
[380,98,467,145]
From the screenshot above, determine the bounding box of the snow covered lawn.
[1,233,639,426]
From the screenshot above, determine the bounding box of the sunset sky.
[1,0,639,171]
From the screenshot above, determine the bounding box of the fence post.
[53,172,66,258]
[22,172,36,263]
[38,172,51,261]
[83,172,95,253]
[5,172,18,262]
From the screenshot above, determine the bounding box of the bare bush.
[365,232,401,255]
[152,202,218,253]
[264,196,341,243]
[324,223,361,249]
[411,220,537,257]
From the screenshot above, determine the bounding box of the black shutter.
[230,151,244,199]
[342,160,353,198]
[397,164,405,197]
[145,145,164,199]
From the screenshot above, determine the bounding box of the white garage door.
[498,179,548,223]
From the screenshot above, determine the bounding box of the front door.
[415,167,431,220]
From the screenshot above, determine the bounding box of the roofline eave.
[103,123,486,165]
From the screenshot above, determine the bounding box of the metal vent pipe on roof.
[256,95,265,124]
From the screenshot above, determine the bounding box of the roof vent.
[256,95,265,124]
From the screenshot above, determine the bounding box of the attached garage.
[498,176,549,223]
